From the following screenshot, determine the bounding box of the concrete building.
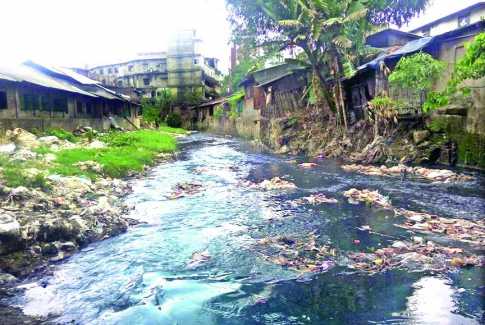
[410,2,485,37]
[0,61,139,132]
[87,30,221,102]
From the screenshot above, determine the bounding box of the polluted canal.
[12,133,484,324]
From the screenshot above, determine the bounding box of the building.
[87,30,221,102]
[344,19,484,121]
[410,2,485,36]
[0,61,139,132]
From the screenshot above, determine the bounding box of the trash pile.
[394,208,485,246]
[0,176,134,277]
[343,188,392,208]
[347,239,483,273]
[253,234,336,273]
[168,182,204,199]
[342,164,474,183]
[290,193,338,206]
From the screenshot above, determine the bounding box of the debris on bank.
[0,127,179,279]
[342,164,473,183]
[347,240,483,273]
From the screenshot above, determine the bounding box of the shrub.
[213,105,224,119]
[166,113,182,128]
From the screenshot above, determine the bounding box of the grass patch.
[158,123,187,135]
[52,130,178,178]
[0,156,51,190]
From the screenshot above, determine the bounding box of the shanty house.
[0,61,139,131]
[344,17,485,122]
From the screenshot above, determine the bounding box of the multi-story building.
[410,2,485,37]
[87,30,221,102]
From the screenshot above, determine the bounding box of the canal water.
[13,134,484,324]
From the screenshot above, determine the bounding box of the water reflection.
[404,277,479,325]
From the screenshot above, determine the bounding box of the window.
[128,65,134,72]
[143,63,149,70]
[0,91,7,109]
[53,96,68,113]
[422,28,430,37]
[117,80,123,87]
[108,68,112,74]
[143,78,150,86]
[458,13,470,28]
[114,67,119,73]
[21,93,40,111]
[193,59,198,65]
[99,69,104,75]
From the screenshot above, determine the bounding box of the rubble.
[6,128,40,149]
[342,164,473,183]
[347,240,483,273]
[290,193,338,206]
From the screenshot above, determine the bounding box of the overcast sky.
[0,0,481,72]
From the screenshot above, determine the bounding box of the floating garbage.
[253,234,336,274]
[187,250,211,269]
[168,182,204,199]
[342,164,473,183]
[255,177,297,191]
[394,208,485,246]
[343,188,485,246]
[298,162,318,168]
[343,188,392,208]
[291,193,338,206]
[347,240,483,273]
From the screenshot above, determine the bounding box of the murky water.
[13,134,485,324]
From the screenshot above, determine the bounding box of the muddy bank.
[258,105,484,170]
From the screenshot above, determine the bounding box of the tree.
[226,0,429,128]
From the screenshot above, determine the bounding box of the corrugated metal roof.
[0,64,97,97]
[357,36,434,72]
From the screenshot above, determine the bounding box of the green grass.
[158,123,187,135]
[0,156,51,190]
[52,130,178,178]
[45,128,78,143]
